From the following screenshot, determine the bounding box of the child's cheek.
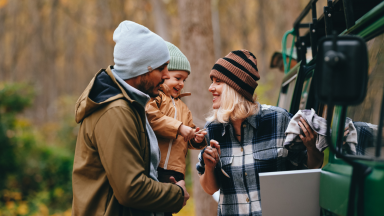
[163,79,171,86]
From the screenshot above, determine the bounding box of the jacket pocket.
[217,156,233,188]
[218,155,233,178]
[253,148,278,172]
[220,155,233,166]
[253,148,278,160]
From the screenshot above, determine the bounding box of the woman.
[197,50,323,215]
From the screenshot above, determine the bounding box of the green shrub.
[0,83,75,215]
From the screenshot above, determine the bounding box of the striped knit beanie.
[210,50,260,101]
[165,41,191,74]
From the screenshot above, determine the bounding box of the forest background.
[0,0,327,215]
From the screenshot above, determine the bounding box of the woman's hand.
[298,117,323,168]
[200,140,221,195]
[343,126,350,145]
[202,140,221,171]
[298,117,318,150]
[194,127,207,143]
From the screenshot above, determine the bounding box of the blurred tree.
[178,0,218,215]
[0,1,331,215]
[211,0,222,61]
[151,0,171,41]
[0,0,323,123]
[0,83,33,189]
[0,84,76,215]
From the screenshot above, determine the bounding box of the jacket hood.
[75,66,134,123]
[159,84,191,99]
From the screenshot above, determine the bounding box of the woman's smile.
[209,77,223,109]
[212,94,220,102]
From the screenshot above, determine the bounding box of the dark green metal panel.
[342,1,384,39]
[364,168,384,216]
[319,3,384,215]
[320,106,384,215]
[320,164,352,216]
[321,163,384,216]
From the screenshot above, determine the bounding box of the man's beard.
[137,74,163,98]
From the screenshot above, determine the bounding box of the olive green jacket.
[72,66,184,216]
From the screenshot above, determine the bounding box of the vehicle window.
[277,63,301,111]
[278,76,296,111]
[299,70,314,110]
[344,33,384,159]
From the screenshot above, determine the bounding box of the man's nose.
[162,67,170,79]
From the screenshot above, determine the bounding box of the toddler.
[146,42,207,186]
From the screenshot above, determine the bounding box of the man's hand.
[194,127,207,143]
[178,125,195,142]
[172,178,189,207]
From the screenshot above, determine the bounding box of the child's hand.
[178,125,195,142]
[194,127,207,143]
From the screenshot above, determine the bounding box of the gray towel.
[284,109,357,153]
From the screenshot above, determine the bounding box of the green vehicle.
[270,0,384,215]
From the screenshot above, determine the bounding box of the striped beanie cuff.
[165,41,191,74]
[210,50,260,101]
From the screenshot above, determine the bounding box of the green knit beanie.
[165,41,191,74]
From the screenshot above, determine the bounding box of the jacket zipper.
[164,97,177,169]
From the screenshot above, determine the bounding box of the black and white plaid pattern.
[197,104,308,216]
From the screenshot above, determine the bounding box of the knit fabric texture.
[210,50,260,101]
[113,21,170,80]
[165,42,191,74]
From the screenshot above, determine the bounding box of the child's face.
[163,70,189,98]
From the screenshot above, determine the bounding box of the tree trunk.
[211,0,222,61]
[151,0,170,41]
[257,0,267,78]
[178,0,217,215]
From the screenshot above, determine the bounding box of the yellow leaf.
[17,202,28,215]
[6,201,15,210]
[0,0,7,9]
[63,209,72,216]
[54,187,64,198]
[39,204,49,216]
[13,192,22,200]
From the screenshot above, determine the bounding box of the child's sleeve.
[185,109,207,150]
[145,95,183,139]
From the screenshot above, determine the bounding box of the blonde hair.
[206,83,258,123]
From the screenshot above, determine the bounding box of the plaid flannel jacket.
[196,104,308,216]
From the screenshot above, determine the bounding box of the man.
[72,21,188,216]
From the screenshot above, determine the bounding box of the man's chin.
[148,90,160,98]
